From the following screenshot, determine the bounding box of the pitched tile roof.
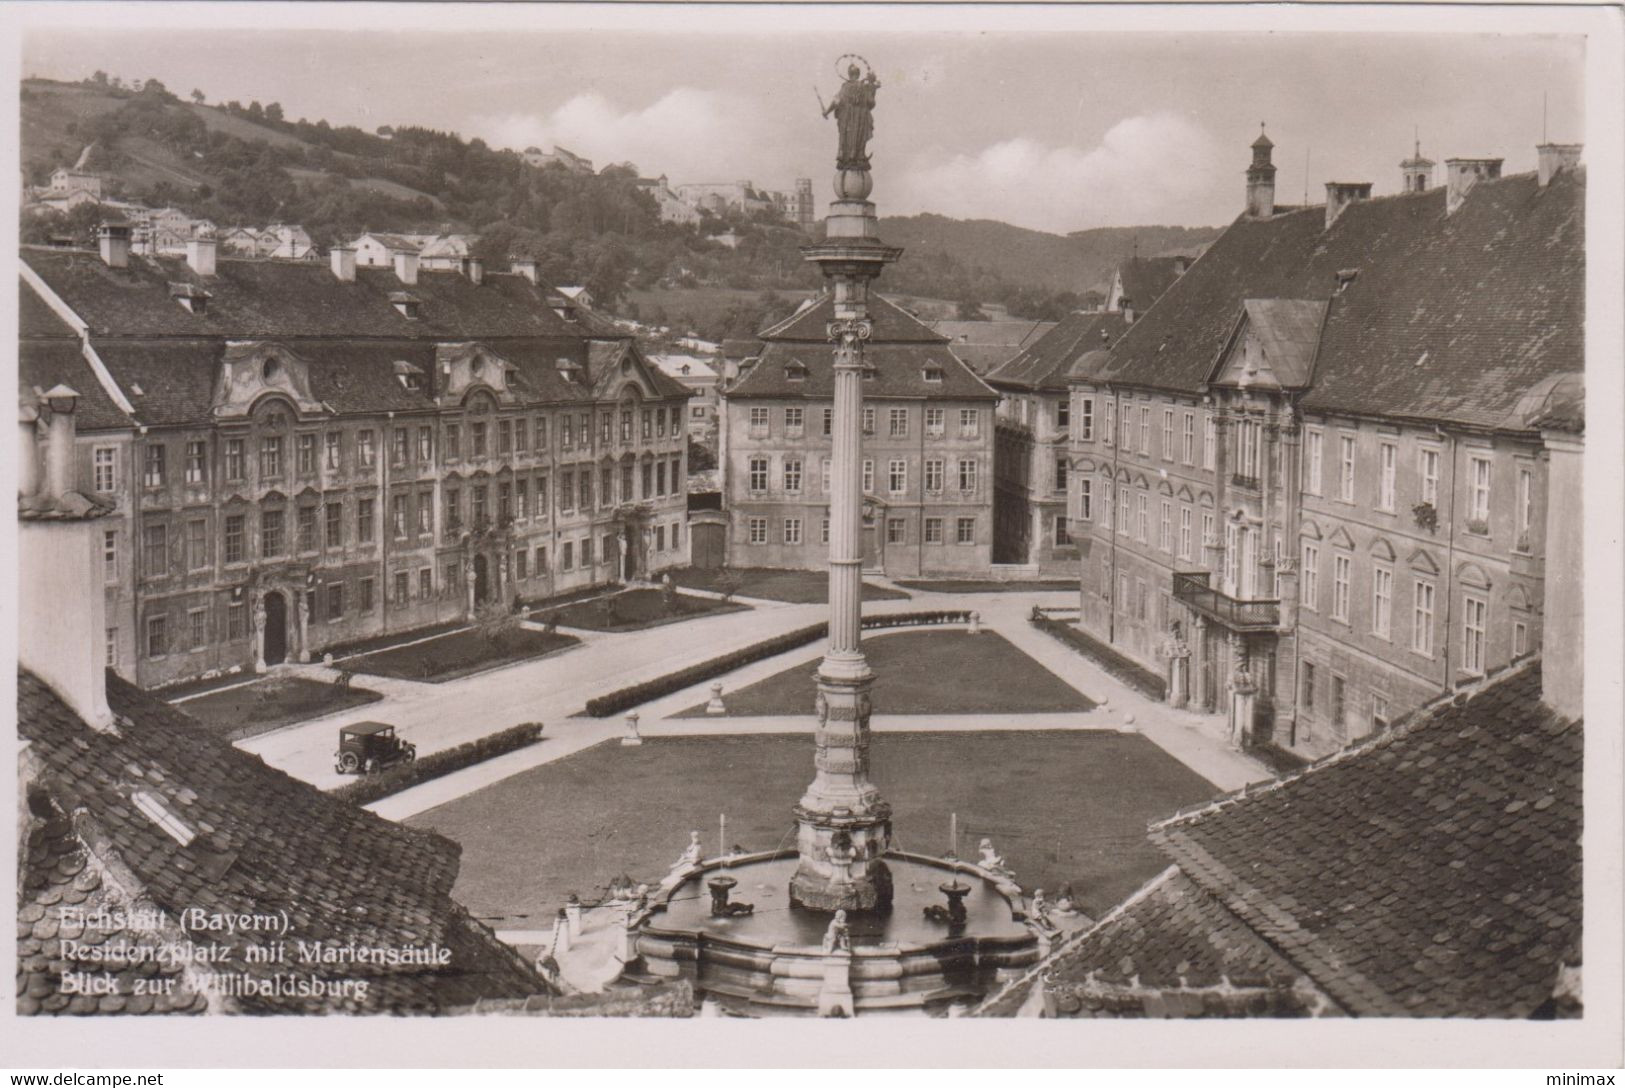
[759,292,949,344]
[1100,171,1584,432]
[928,319,1058,375]
[1216,299,1328,390]
[1114,255,1189,311]
[17,669,547,1014]
[21,247,621,343]
[986,310,1130,392]
[988,664,1581,1019]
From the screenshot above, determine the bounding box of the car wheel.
[404,745,417,763]
[337,751,360,774]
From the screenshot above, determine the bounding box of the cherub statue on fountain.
[822,910,852,954]
[672,829,704,871]
[977,837,1014,879]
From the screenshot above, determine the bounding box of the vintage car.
[334,721,417,775]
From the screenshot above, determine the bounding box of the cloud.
[891,113,1226,232]
[475,88,783,183]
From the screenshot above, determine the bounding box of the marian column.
[790,57,903,913]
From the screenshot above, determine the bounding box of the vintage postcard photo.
[4,0,1621,1071]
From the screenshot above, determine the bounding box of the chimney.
[393,250,419,286]
[466,256,485,286]
[185,236,217,277]
[330,245,357,283]
[98,223,130,269]
[1246,125,1276,218]
[17,402,41,500]
[18,386,116,732]
[1173,256,1190,276]
[1122,299,1136,325]
[1324,181,1373,229]
[511,256,541,286]
[1444,157,1503,215]
[1537,143,1583,187]
[1401,141,1435,193]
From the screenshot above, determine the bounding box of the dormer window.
[168,281,211,315]
[390,291,420,320]
[556,357,583,384]
[923,366,944,383]
[549,297,578,322]
[785,360,808,382]
[394,359,425,392]
[131,788,196,846]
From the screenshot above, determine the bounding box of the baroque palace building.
[20,232,691,689]
[720,293,998,576]
[1066,131,1584,759]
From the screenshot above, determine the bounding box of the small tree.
[716,570,743,605]
[191,89,205,105]
[475,601,522,651]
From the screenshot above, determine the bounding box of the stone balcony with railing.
[1172,570,1280,630]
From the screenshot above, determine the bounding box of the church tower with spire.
[1401,138,1436,193]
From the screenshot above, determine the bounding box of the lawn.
[675,629,1094,717]
[346,627,579,683]
[408,731,1219,925]
[663,566,910,604]
[177,675,383,741]
[896,579,1079,593]
[531,588,748,632]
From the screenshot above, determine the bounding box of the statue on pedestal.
[822,910,851,954]
[673,829,704,871]
[820,57,880,172]
[977,837,1013,879]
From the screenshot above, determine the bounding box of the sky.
[20,20,1585,234]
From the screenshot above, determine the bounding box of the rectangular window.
[1517,466,1534,545]
[144,445,166,488]
[1137,406,1150,454]
[1379,442,1397,511]
[1118,487,1131,537]
[1055,455,1069,493]
[924,459,945,493]
[227,603,247,641]
[1331,553,1351,621]
[1419,447,1440,506]
[1304,430,1323,496]
[1513,620,1529,659]
[784,518,803,545]
[1201,513,1215,559]
[536,475,549,515]
[445,487,462,530]
[1055,397,1071,430]
[536,416,548,449]
[186,440,207,484]
[1181,412,1196,465]
[517,479,530,520]
[1135,493,1149,543]
[924,517,943,544]
[392,571,409,606]
[1301,661,1316,713]
[419,568,432,600]
[472,422,488,457]
[888,459,907,494]
[358,430,376,468]
[292,433,313,477]
[749,457,769,493]
[1178,507,1192,561]
[1054,515,1070,546]
[1338,435,1356,502]
[957,459,977,493]
[1079,478,1094,522]
[418,426,433,462]
[749,406,770,435]
[1104,400,1117,447]
[822,407,834,437]
[515,419,528,454]
[392,428,409,466]
[1079,398,1094,442]
[500,419,515,455]
[1301,543,1319,611]
[1372,565,1393,638]
[785,406,804,435]
[959,409,979,439]
[1469,456,1492,527]
[887,517,906,544]
[418,490,433,534]
[261,510,284,557]
[925,407,945,438]
[94,447,117,492]
[296,505,316,552]
[260,436,284,479]
[1330,674,1347,731]
[784,458,803,494]
[142,524,167,578]
[474,484,490,524]
[561,416,573,448]
[748,517,767,545]
[325,432,341,470]
[1371,694,1390,733]
[858,406,874,436]
[1463,595,1487,673]
[499,481,513,522]
[182,518,207,571]
[392,494,408,538]
[146,616,167,659]
[103,530,118,584]
[1159,501,1172,552]
[560,470,575,513]
[618,412,631,444]
[1202,414,1216,471]
[956,517,976,545]
[579,472,592,510]
[862,459,875,494]
[1162,409,1175,460]
[322,502,342,548]
[889,407,909,438]
[357,497,375,543]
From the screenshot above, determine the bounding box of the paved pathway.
[343,585,1272,823]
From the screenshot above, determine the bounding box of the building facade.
[721,293,998,577]
[987,310,1127,571]
[20,234,691,689]
[1066,136,1584,758]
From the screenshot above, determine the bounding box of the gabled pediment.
[1457,561,1493,590]
[1157,479,1174,496]
[1368,536,1396,563]
[437,342,520,407]
[212,341,325,420]
[1176,484,1194,502]
[1407,548,1440,575]
[1508,583,1535,612]
[1327,525,1356,550]
[1300,518,1323,540]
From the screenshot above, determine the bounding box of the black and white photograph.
[4,0,1621,1074]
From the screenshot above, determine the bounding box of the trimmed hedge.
[1029,611,1168,701]
[330,721,546,806]
[582,610,972,718]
